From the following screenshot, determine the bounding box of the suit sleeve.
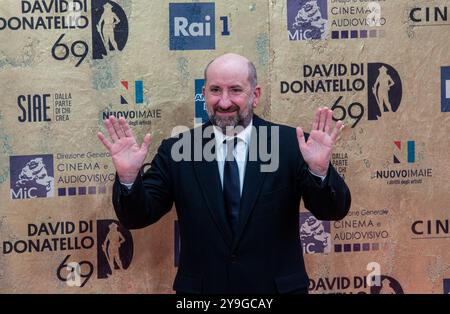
[296,138,351,221]
[112,138,174,229]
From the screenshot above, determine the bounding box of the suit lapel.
[192,122,233,247]
[232,116,269,250]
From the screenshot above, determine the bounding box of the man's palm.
[111,137,148,176]
[296,108,343,176]
[98,116,151,183]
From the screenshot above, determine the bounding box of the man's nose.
[218,90,232,108]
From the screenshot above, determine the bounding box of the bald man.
[98,53,351,294]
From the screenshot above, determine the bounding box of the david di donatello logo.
[0,0,128,67]
[280,62,402,128]
[96,219,133,279]
[367,63,402,121]
[1,219,133,288]
[92,0,129,60]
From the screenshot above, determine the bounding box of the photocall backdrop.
[0,0,449,293]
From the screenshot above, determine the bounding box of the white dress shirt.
[213,120,253,196]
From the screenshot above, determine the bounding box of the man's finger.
[330,121,344,143]
[312,107,321,131]
[97,132,113,151]
[318,107,329,131]
[324,109,333,134]
[140,133,152,153]
[111,116,126,138]
[119,117,134,138]
[296,127,306,147]
[104,118,119,142]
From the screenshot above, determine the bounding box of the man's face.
[203,59,260,133]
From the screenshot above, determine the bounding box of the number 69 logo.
[57,254,93,288]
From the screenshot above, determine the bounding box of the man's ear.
[252,85,261,108]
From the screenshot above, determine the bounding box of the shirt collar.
[213,119,253,146]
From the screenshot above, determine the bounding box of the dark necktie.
[223,137,240,235]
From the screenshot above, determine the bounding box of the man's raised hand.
[296,107,343,177]
[97,116,151,184]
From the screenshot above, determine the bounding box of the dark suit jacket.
[112,115,351,294]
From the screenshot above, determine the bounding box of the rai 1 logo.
[52,0,129,67]
[59,220,133,287]
[169,2,230,50]
[299,212,331,254]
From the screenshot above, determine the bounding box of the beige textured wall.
[0,0,449,293]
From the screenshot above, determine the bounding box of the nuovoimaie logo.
[169,2,215,50]
[287,0,328,41]
[121,80,144,105]
[393,141,415,164]
[441,66,450,112]
[367,63,402,121]
[299,212,331,254]
[97,220,133,279]
[92,0,129,60]
[10,155,54,199]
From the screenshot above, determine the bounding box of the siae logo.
[10,155,54,200]
[194,79,208,124]
[299,212,331,254]
[17,94,51,123]
[120,80,144,105]
[169,2,230,50]
[91,0,129,59]
[287,0,328,41]
[393,140,415,164]
[367,63,402,121]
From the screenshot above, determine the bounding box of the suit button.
[231,254,237,263]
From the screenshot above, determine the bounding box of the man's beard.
[207,97,254,134]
